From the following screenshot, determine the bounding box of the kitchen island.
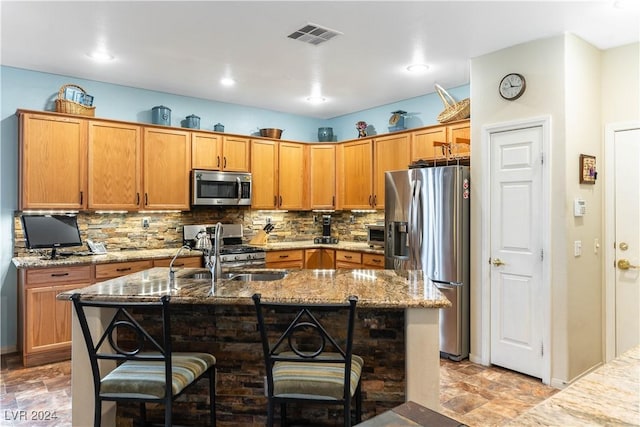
[59,267,450,426]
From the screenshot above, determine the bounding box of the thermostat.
[574,199,586,217]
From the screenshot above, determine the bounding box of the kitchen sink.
[181,271,287,281]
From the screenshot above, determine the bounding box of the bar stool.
[71,294,216,427]
[253,293,363,427]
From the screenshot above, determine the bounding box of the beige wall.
[602,43,640,124]
[470,33,610,385]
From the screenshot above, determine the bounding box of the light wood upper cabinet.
[251,139,278,209]
[337,138,374,210]
[278,142,308,210]
[411,126,448,162]
[448,121,470,158]
[411,120,470,162]
[222,136,251,172]
[373,133,411,210]
[191,132,222,170]
[88,121,142,210]
[309,144,336,210]
[143,127,191,210]
[19,112,87,210]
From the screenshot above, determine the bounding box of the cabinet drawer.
[25,265,92,285]
[363,253,385,269]
[336,251,362,264]
[266,250,304,263]
[95,260,153,280]
[153,256,202,268]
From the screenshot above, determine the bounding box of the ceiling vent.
[287,23,342,46]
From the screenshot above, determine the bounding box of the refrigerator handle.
[409,179,422,266]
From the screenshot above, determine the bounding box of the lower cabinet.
[304,249,336,269]
[266,250,305,269]
[18,265,92,367]
[336,250,385,269]
[95,260,153,281]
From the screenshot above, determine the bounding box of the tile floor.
[0,353,557,426]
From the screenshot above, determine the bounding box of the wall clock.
[499,73,526,100]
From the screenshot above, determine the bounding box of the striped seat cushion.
[272,352,364,400]
[100,352,216,399]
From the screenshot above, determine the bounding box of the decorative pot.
[184,114,200,129]
[214,123,225,132]
[151,105,171,125]
[318,127,334,142]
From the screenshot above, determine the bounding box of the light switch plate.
[574,240,582,257]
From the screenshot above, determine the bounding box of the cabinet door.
[88,121,142,210]
[278,142,308,210]
[24,283,79,356]
[305,249,336,269]
[192,132,222,170]
[374,134,410,210]
[222,136,250,172]
[411,126,448,162]
[448,121,470,158]
[309,145,336,209]
[338,139,374,209]
[251,139,278,209]
[143,127,191,210]
[363,253,385,269]
[266,250,304,268]
[19,112,87,210]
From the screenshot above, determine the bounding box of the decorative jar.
[151,105,171,126]
[318,127,334,142]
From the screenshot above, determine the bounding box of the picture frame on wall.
[580,154,597,184]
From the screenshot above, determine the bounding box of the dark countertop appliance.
[314,215,338,244]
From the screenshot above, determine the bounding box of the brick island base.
[71,304,440,427]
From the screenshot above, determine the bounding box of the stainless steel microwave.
[191,170,252,206]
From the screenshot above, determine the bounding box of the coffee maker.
[314,215,339,244]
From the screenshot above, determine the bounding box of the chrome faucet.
[169,244,191,284]
[195,223,223,282]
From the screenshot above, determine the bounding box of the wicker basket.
[55,84,96,117]
[435,84,470,123]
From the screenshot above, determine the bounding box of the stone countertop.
[12,241,384,269]
[56,267,451,309]
[506,345,640,426]
[256,240,385,254]
[11,248,204,269]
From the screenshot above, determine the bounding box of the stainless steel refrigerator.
[384,165,470,361]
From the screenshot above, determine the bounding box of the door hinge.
[541,342,544,357]
[540,153,544,165]
[540,250,544,261]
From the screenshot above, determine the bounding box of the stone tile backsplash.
[13,209,383,256]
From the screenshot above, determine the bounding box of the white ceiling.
[2,1,638,119]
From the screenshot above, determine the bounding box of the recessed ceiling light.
[220,77,236,86]
[306,96,326,104]
[87,51,114,62]
[406,63,430,73]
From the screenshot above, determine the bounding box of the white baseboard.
[468,352,485,365]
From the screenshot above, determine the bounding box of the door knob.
[491,258,505,267]
[617,259,638,270]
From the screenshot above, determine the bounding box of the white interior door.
[489,126,544,379]
[614,127,640,355]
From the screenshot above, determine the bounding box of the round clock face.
[499,73,526,100]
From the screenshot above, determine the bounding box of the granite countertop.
[56,267,451,309]
[507,345,640,426]
[12,241,384,269]
[11,248,204,269]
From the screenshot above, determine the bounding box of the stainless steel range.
[183,224,266,269]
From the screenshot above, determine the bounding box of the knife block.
[249,230,269,246]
